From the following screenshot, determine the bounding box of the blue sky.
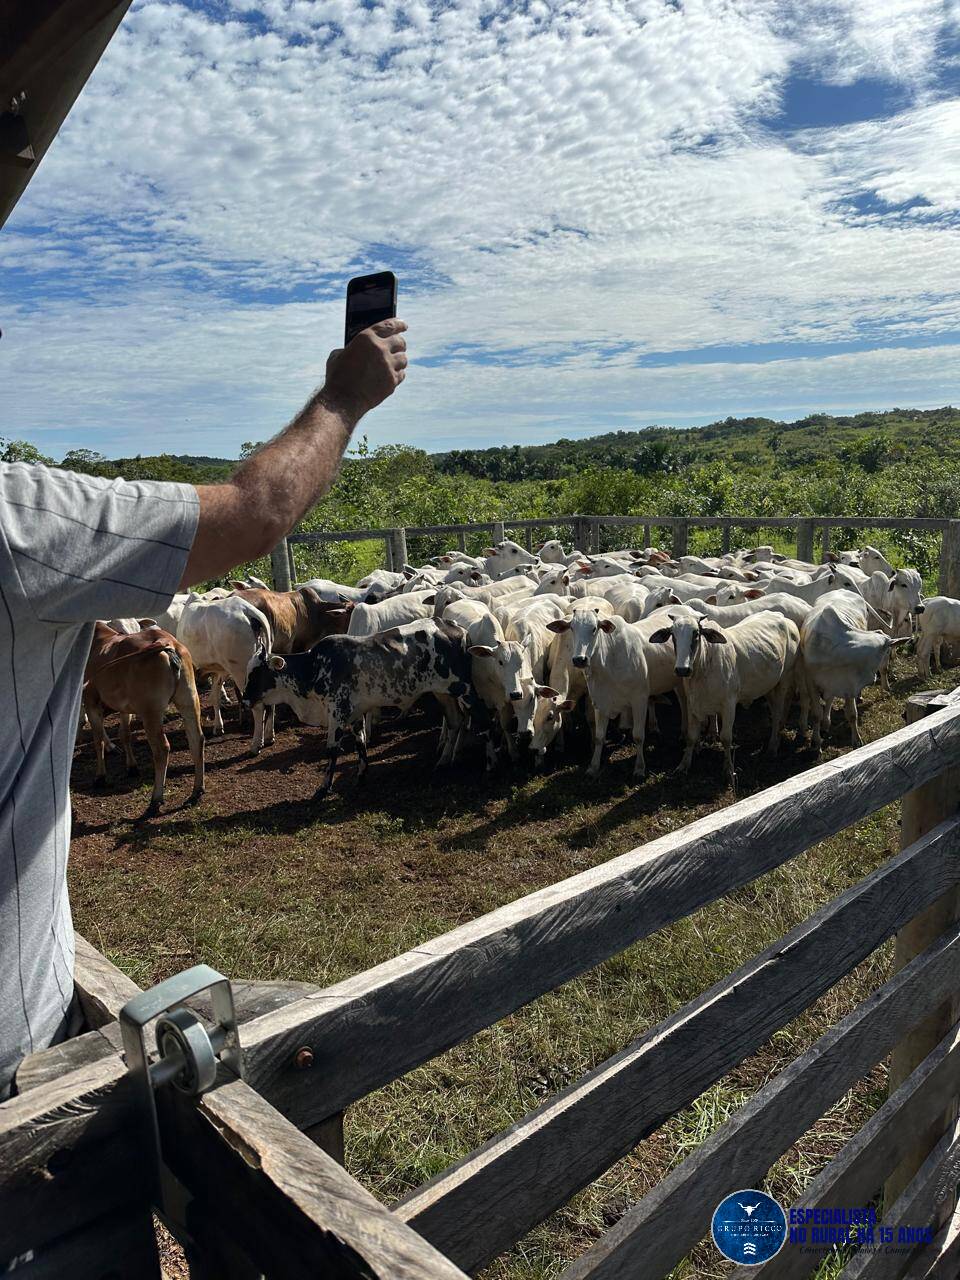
[2,0,960,459]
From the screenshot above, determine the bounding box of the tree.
[0,437,52,465]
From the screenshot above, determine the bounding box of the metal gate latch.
[119,965,244,1187]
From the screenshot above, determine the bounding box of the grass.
[67,652,956,1278]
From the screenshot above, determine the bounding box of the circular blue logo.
[711,1189,787,1265]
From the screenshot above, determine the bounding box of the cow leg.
[679,710,702,775]
[87,698,109,787]
[211,676,225,736]
[631,696,648,781]
[879,647,892,693]
[844,696,862,748]
[355,722,369,781]
[720,700,737,791]
[765,680,788,757]
[172,668,205,804]
[250,704,266,756]
[118,713,138,775]
[140,710,170,818]
[265,704,276,747]
[315,724,342,799]
[934,638,943,672]
[916,635,932,679]
[587,711,609,778]
[435,695,461,767]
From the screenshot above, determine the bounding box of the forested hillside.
[4,406,958,583]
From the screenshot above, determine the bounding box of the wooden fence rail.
[276,513,960,597]
[4,694,960,1277]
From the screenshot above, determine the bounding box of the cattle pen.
[270,514,960,598]
[5,684,960,1278]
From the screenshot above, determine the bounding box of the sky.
[2,0,960,459]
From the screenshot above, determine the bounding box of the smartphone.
[345,271,397,345]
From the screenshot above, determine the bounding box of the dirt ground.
[67,654,953,1278]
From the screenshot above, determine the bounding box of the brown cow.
[230,585,352,653]
[84,622,205,818]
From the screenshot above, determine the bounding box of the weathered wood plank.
[737,1022,960,1280]
[398,830,960,1272]
[159,1077,469,1280]
[0,1055,146,1260]
[73,932,141,1027]
[239,708,960,1129]
[1,1208,161,1280]
[14,1026,117,1094]
[886,694,960,1211]
[900,1206,960,1280]
[840,1117,960,1279]
[556,927,960,1280]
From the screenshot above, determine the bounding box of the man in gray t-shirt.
[0,318,408,1096]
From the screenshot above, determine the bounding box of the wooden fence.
[4,689,960,1276]
[273,514,960,597]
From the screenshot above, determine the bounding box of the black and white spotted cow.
[243,618,483,797]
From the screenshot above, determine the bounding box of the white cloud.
[1,0,959,456]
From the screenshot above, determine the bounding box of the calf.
[233,586,351,653]
[801,592,909,749]
[483,539,532,577]
[858,545,895,576]
[244,621,479,794]
[916,596,960,676]
[860,568,923,637]
[84,622,204,817]
[545,610,651,779]
[686,591,811,631]
[650,608,800,787]
[177,596,273,736]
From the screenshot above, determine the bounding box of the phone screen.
[345,271,397,345]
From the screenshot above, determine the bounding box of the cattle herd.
[80,535,960,816]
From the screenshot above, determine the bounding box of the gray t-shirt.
[0,462,199,1094]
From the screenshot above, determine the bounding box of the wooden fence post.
[673,520,688,559]
[939,521,960,597]
[822,524,832,560]
[390,527,408,571]
[493,520,506,545]
[643,524,652,550]
[384,536,395,572]
[286,540,296,586]
[721,524,731,556]
[796,519,814,564]
[270,538,292,591]
[885,690,960,1214]
[591,518,601,554]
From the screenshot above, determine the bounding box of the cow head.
[468,639,530,701]
[648,611,726,678]
[547,610,616,671]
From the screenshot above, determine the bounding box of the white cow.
[858,546,895,576]
[685,591,812,631]
[347,592,436,637]
[916,597,960,676]
[649,608,801,787]
[483,540,533,577]
[860,568,923,636]
[801,592,910,749]
[177,596,273,737]
[544,611,651,779]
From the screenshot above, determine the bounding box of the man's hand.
[179,318,410,589]
[321,318,408,426]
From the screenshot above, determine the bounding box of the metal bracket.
[119,965,243,1202]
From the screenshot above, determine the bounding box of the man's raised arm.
[180,318,408,589]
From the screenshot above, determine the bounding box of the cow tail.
[162,646,183,681]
